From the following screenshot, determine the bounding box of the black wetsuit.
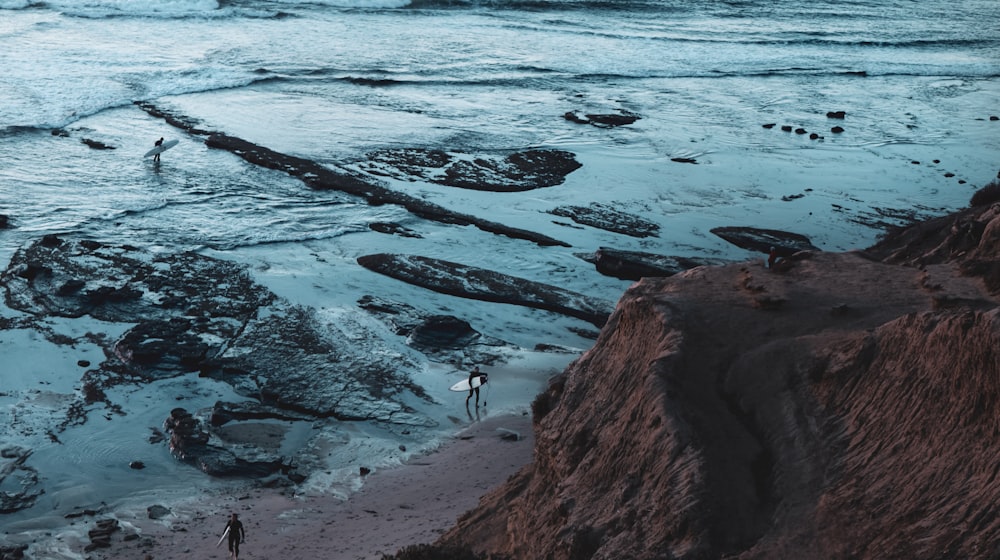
[153,137,163,162]
[225,518,245,557]
[466,369,487,406]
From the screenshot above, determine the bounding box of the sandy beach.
[93,412,534,560]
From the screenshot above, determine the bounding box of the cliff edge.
[440,201,1000,559]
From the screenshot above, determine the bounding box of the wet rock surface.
[356,253,613,328]
[583,247,730,281]
[711,226,820,256]
[0,236,453,482]
[562,110,641,128]
[135,102,570,248]
[549,203,661,238]
[164,407,286,478]
[360,147,582,192]
[0,447,42,515]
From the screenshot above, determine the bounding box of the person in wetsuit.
[466,365,488,407]
[152,137,164,162]
[224,512,246,559]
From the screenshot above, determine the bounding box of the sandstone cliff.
[440,201,1000,559]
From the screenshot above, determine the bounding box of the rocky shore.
[439,193,1000,559]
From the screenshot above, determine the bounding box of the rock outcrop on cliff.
[440,202,1000,559]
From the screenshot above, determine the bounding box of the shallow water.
[0,0,998,553]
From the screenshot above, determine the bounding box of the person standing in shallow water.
[152,137,163,162]
[224,512,246,560]
[466,365,487,408]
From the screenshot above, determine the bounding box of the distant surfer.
[152,137,164,162]
[466,366,488,408]
[223,512,246,560]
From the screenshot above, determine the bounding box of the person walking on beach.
[224,512,246,560]
[152,137,164,162]
[466,366,488,408]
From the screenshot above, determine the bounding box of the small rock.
[147,504,171,519]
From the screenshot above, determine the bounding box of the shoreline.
[92,411,535,560]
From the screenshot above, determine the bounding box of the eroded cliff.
[441,202,1000,559]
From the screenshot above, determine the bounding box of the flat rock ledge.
[583,247,730,281]
[359,147,582,192]
[135,102,569,248]
[357,253,613,328]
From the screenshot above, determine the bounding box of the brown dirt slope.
[439,202,1000,559]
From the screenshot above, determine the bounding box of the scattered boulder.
[826,111,846,119]
[147,504,171,519]
[84,518,118,552]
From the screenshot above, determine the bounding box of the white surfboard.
[450,375,487,392]
[144,139,179,158]
[216,526,230,547]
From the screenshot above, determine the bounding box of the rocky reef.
[439,201,1000,558]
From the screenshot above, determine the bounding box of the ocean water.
[0,0,998,555]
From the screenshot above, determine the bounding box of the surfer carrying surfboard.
[152,137,163,162]
[466,366,488,408]
[222,512,246,559]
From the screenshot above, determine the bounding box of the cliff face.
[441,202,1000,559]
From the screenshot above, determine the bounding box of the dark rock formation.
[85,518,119,552]
[549,203,661,238]
[135,102,568,247]
[164,407,284,478]
[361,148,582,192]
[406,315,480,350]
[357,254,613,328]
[0,236,444,481]
[439,203,1000,559]
[356,295,516,365]
[81,138,116,150]
[369,221,422,238]
[562,110,640,128]
[582,247,729,281]
[0,447,42,514]
[0,544,27,559]
[711,226,820,256]
[147,504,170,519]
